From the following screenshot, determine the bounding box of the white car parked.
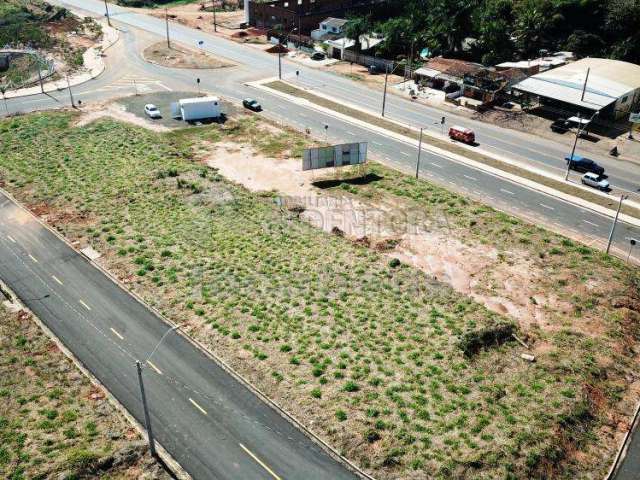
[144,104,161,119]
[581,172,610,191]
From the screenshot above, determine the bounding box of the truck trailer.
[175,97,221,121]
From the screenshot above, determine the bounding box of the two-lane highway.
[0,191,359,480]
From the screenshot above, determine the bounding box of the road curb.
[0,275,189,480]
[0,185,375,480]
[606,399,640,480]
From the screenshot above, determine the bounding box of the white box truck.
[177,97,221,121]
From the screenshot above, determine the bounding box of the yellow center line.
[7,235,16,243]
[51,275,64,286]
[239,443,283,480]
[189,398,208,416]
[109,327,124,340]
[79,299,91,311]
[28,254,38,263]
[147,360,163,375]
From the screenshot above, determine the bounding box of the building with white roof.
[512,58,640,120]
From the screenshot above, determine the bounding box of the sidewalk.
[5,22,119,100]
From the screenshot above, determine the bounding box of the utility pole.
[382,64,389,117]
[564,112,581,181]
[565,110,598,181]
[0,87,7,112]
[165,8,171,49]
[580,67,590,102]
[212,0,217,32]
[66,75,75,108]
[104,0,111,27]
[606,194,626,254]
[136,361,157,457]
[415,128,423,179]
[37,63,44,93]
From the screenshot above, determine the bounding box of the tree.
[606,0,640,63]
[565,30,605,58]
[512,0,553,58]
[344,15,372,53]
[476,0,514,65]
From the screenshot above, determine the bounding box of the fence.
[0,48,55,91]
[343,50,395,72]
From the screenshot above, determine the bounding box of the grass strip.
[266,80,640,219]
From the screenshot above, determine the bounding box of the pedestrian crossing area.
[98,74,173,93]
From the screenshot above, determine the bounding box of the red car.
[449,125,475,144]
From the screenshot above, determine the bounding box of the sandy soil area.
[143,41,235,69]
[202,133,577,332]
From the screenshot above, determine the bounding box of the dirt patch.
[143,41,235,69]
[74,102,171,132]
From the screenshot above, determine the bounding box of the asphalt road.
[0,191,359,480]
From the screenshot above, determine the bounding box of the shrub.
[65,449,99,470]
[344,381,360,392]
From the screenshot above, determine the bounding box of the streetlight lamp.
[564,110,599,181]
[136,323,183,458]
[104,0,111,27]
[606,194,627,254]
[278,26,297,80]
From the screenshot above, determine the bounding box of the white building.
[512,58,640,120]
[311,17,348,41]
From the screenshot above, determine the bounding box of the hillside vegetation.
[345,0,640,65]
[0,0,67,49]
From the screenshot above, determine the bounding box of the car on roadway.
[144,104,161,119]
[565,154,605,176]
[581,172,610,191]
[448,125,475,144]
[310,51,326,61]
[550,118,570,133]
[242,98,262,112]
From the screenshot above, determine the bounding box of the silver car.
[581,172,609,191]
[144,104,161,119]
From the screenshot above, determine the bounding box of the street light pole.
[37,61,44,93]
[136,360,157,458]
[165,8,171,49]
[104,0,111,27]
[382,64,389,117]
[212,0,217,32]
[606,194,626,254]
[134,323,183,458]
[415,128,423,179]
[277,27,297,80]
[564,111,598,181]
[66,75,75,108]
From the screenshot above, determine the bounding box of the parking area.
[118,91,244,128]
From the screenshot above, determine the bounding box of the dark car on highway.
[242,98,262,112]
[565,154,605,176]
[550,118,570,133]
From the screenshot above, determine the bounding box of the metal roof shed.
[512,58,640,119]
